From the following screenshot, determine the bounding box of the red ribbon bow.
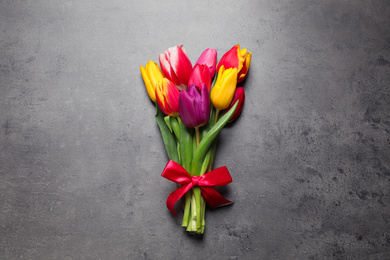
[161,160,233,217]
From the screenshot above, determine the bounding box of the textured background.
[1,0,390,259]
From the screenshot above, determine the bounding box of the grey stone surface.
[1,0,390,259]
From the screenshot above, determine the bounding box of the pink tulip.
[194,48,217,79]
[159,45,193,90]
[188,64,211,92]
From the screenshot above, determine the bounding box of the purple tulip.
[179,84,210,128]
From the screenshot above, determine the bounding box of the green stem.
[214,110,220,125]
[207,137,218,172]
[195,127,200,147]
[179,119,194,228]
[187,191,197,232]
[207,108,220,172]
[194,126,202,230]
[200,196,205,233]
[182,190,191,227]
[191,101,238,176]
[193,186,202,230]
[184,103,238,234]
[188,102,238,234]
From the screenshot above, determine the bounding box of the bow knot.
[161,160,233,217]
[192,175,200,186]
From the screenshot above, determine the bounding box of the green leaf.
[169,116,181,141]
[179,118,194,228]
[164,116,173,133]
[179,118,193,172]
[155,104,179,163]
[200,150,211,175]
[207,136,219,172]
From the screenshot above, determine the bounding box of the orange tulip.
[155,78,180,117]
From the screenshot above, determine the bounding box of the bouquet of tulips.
[140,45,251,234]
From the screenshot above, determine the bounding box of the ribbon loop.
[161,160,233,217]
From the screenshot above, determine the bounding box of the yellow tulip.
[140,60,164,102]
[210,66,238,110]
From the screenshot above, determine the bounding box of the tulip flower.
[179,84,210,128]
[155,78,180,117]
[194,48,217,79]
[210,66,238,111]
[217,45,251,83]
[159,45,193,90]
[225,87,245,122]
[140,60,164,102]
[188,64,211,92]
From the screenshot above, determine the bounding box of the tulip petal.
[237,52,252,83]
[156,81,168,115]
[165,79,180,117]
[200,84,210,125]
[179,89,197,127]
[147,61,164,87]
[237,48,248,72]
[211,67,238,110]
[159,53,181,86]
[156,78,180,117]
[179,84,210,128]
[226,87,245,122]
[188,64,211,93]
[140,65,155,102]
[191,87,202,126]
[217,45,240,72]
[170,46,193,86]
[195,49,217,78]
[140,60,163,102]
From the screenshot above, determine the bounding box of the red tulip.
[188,64,211,92]
[217,45,251,83]
[155,78,180,117]
[159,45,193,90]
[194,48,217,79]
[225,87,245,122]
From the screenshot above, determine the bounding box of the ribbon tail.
[166,183,193,217]
[200,187,233,208]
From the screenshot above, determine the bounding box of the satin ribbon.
[161,160,233,217]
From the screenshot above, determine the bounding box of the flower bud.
[155,78,180,117]
[225,87,245,122]
[140,60,164,102]
[188,64,211,92]
[210,66,237,111]
[194,48,217,79]
[179,84,210,128]
[217,45,251,83]
[159,45,193,90]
